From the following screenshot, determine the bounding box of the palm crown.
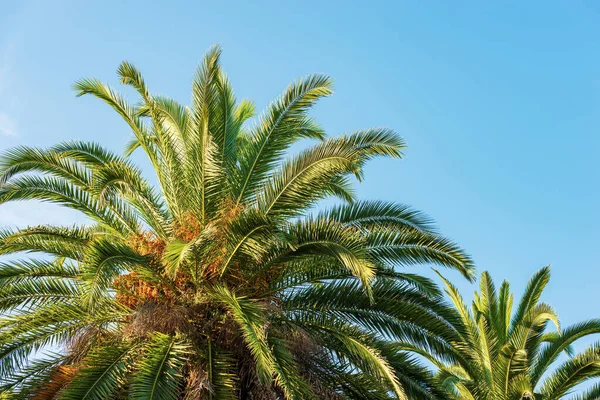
[0,45,474,399]
[434,267,600,400]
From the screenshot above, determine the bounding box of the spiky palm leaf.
[434,267,600,400]
[0,45,475,399]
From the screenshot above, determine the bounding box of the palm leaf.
[129,333,189,400]
[234,74,333,204]
[59,341,140,400]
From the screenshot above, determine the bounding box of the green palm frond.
[234,74,333,204]
[538,342,600,399]
[567,383,600,400]
[0,301,119,376]
[0,352,65,397]
[510,266,551,334]
[0,268,80,313]
[80,237,146,307]
[211,285,276,382]
[130,333,189,400]
[531,319,600,386]
[207,347,237,400]
[269,338,314,400]
[281,217,376,295]
[300,316,406,400]
[0,224,92,256]
[60,341,140,400]
[368,226,475,280]
[322,200,437,232]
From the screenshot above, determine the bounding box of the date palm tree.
[0,45,474,399]
[433,267,600,400]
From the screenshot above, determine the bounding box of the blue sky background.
[1,0,599,356]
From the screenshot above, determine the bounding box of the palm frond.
[321,200,436,233]
[531,319,600,386]
[510,266,551,334]
[538,342,600,399]
[60,341,140,400]
[368,226,475,280]
[0,225,92,259]
[210,285,275,382]
[234,74,333,204]
[80,237,146,308]
[130,333,189,400]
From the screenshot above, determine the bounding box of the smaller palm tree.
[433,267,600,400]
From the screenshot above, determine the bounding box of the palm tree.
[0,45,474,399]
[433,267,600,400]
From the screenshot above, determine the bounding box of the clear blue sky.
[1,1,599,338]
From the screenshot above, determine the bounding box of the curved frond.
[130,333,189,400]
[60,341,140,400]
[531,320,600,386]
[211,285,275,382]
[539,342,600,400]
[368,226,475,281]
[234,74,333,204]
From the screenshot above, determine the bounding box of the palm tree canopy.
[434,267,600,400]
[0,45,474,399]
